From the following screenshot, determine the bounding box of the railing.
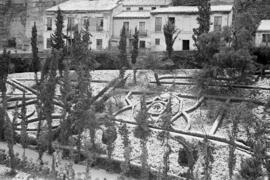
[139,30,147,37]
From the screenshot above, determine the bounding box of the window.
[47,17,52,31]
[123,21,129,35]
[67,17,75,31]
[263,34,270,43]
[139,7,143,11]
[182,40,190,50]
[214,16,222,31]
[139,40,146,48]
[96,39,103,50]
[168,17,175,25]
[155,38,160,45]
[155,17,162,32]
[82,17,89,29]
[126,7,131,11]
[46,38,52,49]
[139,22,146,36]
[96,17,104,31]
[152,7,156,10]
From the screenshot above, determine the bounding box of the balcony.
[139,30,147,37]
[96,26,104,32]
[67,24,78,32]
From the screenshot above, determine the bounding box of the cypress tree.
[20,92,28,162]
[131,27,139,84]
[119,123,131,176]
[51,7,65,76]
[31,22,39,80]
[118,25,128,80]
[0,49,9,141]
[134,95,151,180]
[193,0,211,50]
[41,51,59,155]
[131,27,139,65]
[5,105,18,175]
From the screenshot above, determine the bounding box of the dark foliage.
[240,158,263,179]
[94,52,121,70]
[252,47,270,65]
[131,27,139,64]
[172,0,199,6]
[31,22,40,75]
[0,49,10,140]
[119,25,129,69]
[163,21,180,59]
[50,7,65,76]
[193,0,211,52]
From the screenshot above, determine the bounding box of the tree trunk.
[133,68,137,85]
[154,72,161,86]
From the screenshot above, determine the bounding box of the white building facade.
[43,0,122,50]
[255,20,270,47]
[43,1,233,52]
[111,0,172,50]
[150,5,233,51]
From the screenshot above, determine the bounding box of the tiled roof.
[151,5,233,14]
[122,0,172,6]
[46,0,120,12]
[257,20,270,31]
[114,11,150,18]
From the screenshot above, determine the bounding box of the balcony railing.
[139,30,147,37]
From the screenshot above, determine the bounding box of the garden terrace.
[2,69,270,179]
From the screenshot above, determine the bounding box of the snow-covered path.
[0,142,134,180]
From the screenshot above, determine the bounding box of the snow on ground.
[4,70,270,179]
[0,142,134,180]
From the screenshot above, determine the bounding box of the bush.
[94,51,121,70]
[240,158,263,179]
[252,46,270,65]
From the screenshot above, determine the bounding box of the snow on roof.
[46,0,120,12]
[151,5,233,14]
[257,20,270,32]
[122,0,172,6]
[114,11,150,19]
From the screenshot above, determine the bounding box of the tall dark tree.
[118,25,128,80]
[20,92,28,157]
[134,95,151,180]
[193,0,211,50]
[71,30,94,154]
[31,22,39,80]
[51,7,65,76]
[5,111,17,175]
[41,51,59,155]
[119,123,131,176]
[131,27,139,84]
[163,21,180,59]
[131,27,139,65]
[0,49,9,141]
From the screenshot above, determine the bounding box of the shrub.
[240,158,263,179]
[94,51,121,70]
[252,46,270,66]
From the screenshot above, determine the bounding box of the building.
[44,0,122,50]
[150,5,233,51]
[0,0,66,50]
[255,20,270,47]
[112,0,172,50]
